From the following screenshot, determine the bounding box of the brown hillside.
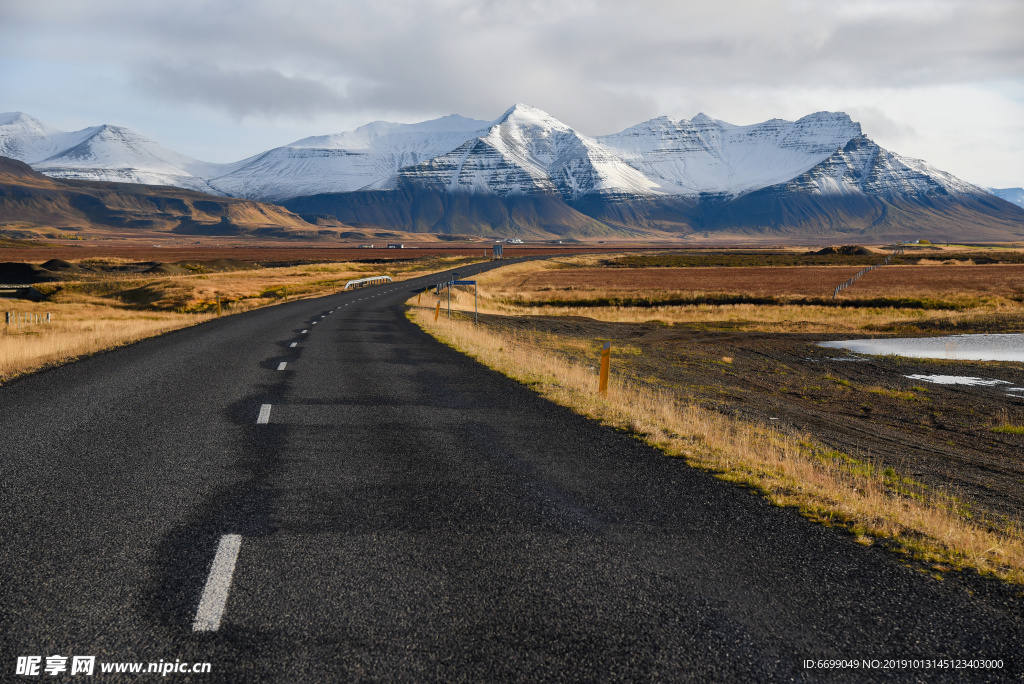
[0,156,334,240]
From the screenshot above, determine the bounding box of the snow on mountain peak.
[207,113,492,200]
[597,110,864,196]
[397,104,665,198]
[783,134,982,198]
[0,111,42,127]
[494,103,568,128]
[0,107,984,206]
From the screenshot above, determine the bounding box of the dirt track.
[482,314,1024,527]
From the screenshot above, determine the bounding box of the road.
[1,260,1020,682]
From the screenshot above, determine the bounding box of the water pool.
[819,334,1024,362]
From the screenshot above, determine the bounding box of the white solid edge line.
[192,534,243,632]
[257,404,272,424]
[277,362,287,371]
[289,342,297,348]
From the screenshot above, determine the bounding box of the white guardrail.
[344,275,393,290]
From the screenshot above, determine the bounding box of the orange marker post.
[434,301,441,322]
[598,341,610,395]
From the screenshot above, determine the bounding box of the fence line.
[4,312,52,328]
[832,248,904,299]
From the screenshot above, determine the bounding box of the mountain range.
[2,106,1022,241]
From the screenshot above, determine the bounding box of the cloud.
[1,0,1022,182]
[132,62,352,119]
[5,0,1022,124]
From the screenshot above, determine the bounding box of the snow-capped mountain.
[0,112,225,193]
[0,112,95,162]
[1,106,987,203]
[398,104,662,199]
[596,111,863,196]
[781,134,984,197]
[207,114,491,201]
[3,106,1021,240]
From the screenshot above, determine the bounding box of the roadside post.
[435,301,441,321]
[216,295,221,317]
[599,341,611,395]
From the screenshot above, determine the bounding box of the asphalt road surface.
[1,260,1021,682]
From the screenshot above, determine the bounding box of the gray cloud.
[132,62,352,119]
[1,0,1022,183]
[4,0,1019,118]
[4,0,1022,126]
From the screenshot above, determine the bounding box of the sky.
[1,0,1022,187]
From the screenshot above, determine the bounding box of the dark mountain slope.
[282,186,645,239]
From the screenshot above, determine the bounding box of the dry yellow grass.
[409,299,1024,584]
[463,258,1023,333]
[0,305,211,380]
[0,255,481,382]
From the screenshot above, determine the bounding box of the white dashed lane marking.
[257,404,272,424]
[277,362,287,371]
[301,329,308,334]
[192,534,242,632]
[290,342,297,348]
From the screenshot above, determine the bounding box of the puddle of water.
[819,333,1024,361]
[904,374,1010,387]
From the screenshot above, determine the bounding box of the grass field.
[461,257,1024,333]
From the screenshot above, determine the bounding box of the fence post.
[216,295,221,317]
[599,341,611,395]
[46,312,50,323]
[435,301,441,322]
